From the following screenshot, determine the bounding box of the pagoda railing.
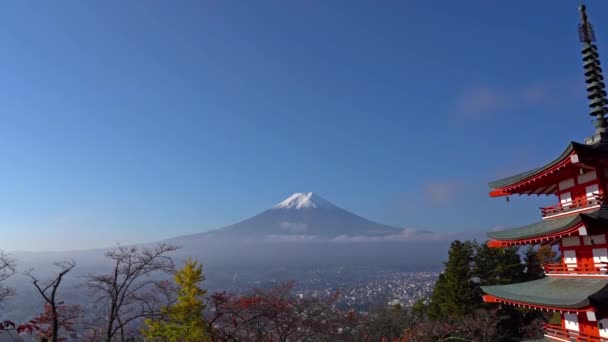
[540,194,603,218]
[544,261,608,275]
[544,323,607,342]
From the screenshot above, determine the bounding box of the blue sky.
[1,1,606,251]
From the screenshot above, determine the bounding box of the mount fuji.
[171,192,412,242]
[155,191,479,276]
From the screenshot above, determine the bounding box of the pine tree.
[429,240,477,319]
[142,259,209,342]
[523,246,543,280]
[473,243,524,286]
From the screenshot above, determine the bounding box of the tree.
[32,303,82,342]
[523,246,544,280]
[25,260,77,342]
[142,259,209,342]
[404,309,507,342]
[0,250,16,303]
[206,282,360,341]
[87,244,177,342]
[429,240,477,319]
[536,245,558,265]
[410,299,428,321]
[473,243,524,286]
[361,304,413,341]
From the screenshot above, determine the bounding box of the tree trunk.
[52,304,59,342]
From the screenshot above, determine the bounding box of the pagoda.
[480,4,608,341]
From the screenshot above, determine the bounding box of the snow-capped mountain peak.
[273,192,335,210]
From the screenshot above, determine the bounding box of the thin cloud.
[331,228,476,243]
[423,181,462,204]
[264,234,318,243]
[490,225,507,232]
[456,86,506,119]
[455,79,579,119]
[279,221,309,233]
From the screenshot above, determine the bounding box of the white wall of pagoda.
[555,170,600,212]
[599,318,608,338]
[555,232,608,275]
[564,313,579,331]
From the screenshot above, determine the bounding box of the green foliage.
[427,240,551,340]
[142,259,209,342]
[548,312,561,325]
[473,243,524,286]
[429,240,477,320]
[523,246,544,280]
[522,245,558,281]
[410,299,428,320]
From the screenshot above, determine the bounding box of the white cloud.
[279,221,309,233]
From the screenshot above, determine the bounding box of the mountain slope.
[205,192,403,239]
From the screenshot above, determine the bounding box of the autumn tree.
[87,244,177,342]
[25,260,77,342]
[403,308,507,342]
[523,244,557,281]
[142,259,209,342]
[32,303,82,342]
[361,304,413,341]
[206,281,360,341]
[0,250,16,303]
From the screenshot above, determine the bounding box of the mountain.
[159,192,485,271]
[174,192,406,241]
[2,192,482,322]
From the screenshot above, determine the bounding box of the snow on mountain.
[273,192,336,210]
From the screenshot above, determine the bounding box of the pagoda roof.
[487,207,608,246]
[488,141,608,197]
[481,277,608,310]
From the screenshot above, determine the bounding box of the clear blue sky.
[1,1,606,251]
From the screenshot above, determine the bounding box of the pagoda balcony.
[543,261,608,276]
[544,323,607,342]
[541,194,604,219]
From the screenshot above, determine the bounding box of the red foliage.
[0,320,40,337]
[206,282,361,341]
[31,303,81,342]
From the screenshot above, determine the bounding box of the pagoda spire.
[579,4,608,142]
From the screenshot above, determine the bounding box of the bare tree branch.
[0,250,16,303]
[25,260,76,342]
[86,243,178,342]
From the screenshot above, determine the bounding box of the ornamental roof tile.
[488,142,608,190]
[487,207,608,241]
[481,277,608,309]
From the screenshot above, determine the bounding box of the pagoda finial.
[579,4,608,143]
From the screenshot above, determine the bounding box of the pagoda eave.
[482,294,595,313]
[487,222,584,247]
[486,208,608,247]
[488,142,608,197]
[480,277,608,312]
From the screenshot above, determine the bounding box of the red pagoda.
[480,5,608,341]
